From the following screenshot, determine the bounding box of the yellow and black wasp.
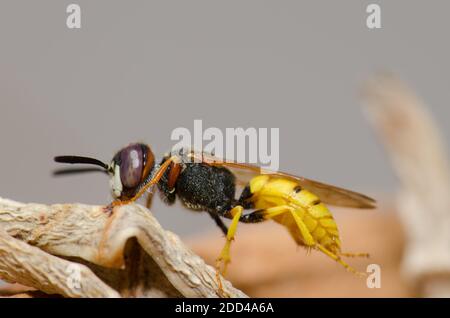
[54,143,376,284]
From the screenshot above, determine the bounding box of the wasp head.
[54,143,155,200]
[109,143,155,199]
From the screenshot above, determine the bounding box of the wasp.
[54,143,375,283]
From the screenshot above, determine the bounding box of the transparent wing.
[186,151,376,209]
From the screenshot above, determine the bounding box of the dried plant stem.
[363,74,450,297]
[0,197,247,298]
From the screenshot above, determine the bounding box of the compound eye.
[119,144,144,189]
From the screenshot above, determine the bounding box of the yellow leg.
[262,205,316,247]
[215,205,243,275]
[340,252,370,258]
[317,244,366,277]
[262,205,365,276]
[288,207,316,247]
[261,205,289,218]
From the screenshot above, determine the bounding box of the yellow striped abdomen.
[248,175,342,253]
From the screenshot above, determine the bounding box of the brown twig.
[0,197,247,298]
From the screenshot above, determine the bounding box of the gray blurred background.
[1,0,449,237]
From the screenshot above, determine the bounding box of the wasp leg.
[281,208,366,275]
[214,205,243,297]
[110,156,178,208]
[235,205,366,276]
[215,205,243,275]
[244,205,316,247]
[339,252,370,258]
[265,207,365,276]
[145,187,157,209]
[285,206,316,247]
[238,206,287,222]
[208,211,229,236]
[317,244,366,277]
